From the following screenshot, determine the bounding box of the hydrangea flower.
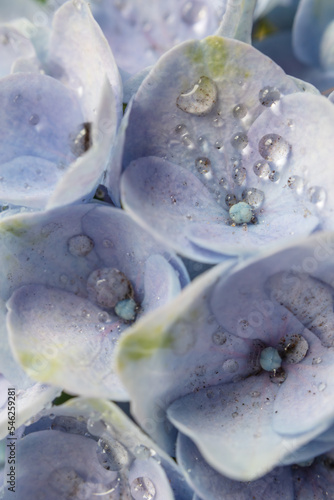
[1,397,194,499]
[255,0,334,93]
[0,0,122,210]
[178,435,334,499]
[114,34,334,262]
[0,203,188,399]
[117,231,334,480]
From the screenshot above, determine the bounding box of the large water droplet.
[259,86,280,107]
[260,347,282,371]
[269,170,280,182]
[222,359,239,373]
[176,76,217,116]
[69,122,92,157]
[181,1,208,25]
[231,132,248,151]
[87,268,133,309]
[68,234,94,257]
[233,165,246,185]
[225,193,237,207]
[308,186,326,208]
[253,160,270,178]
[242,188,265,208]
[233,103,247,119]
[229,202,253,224]
[259,134,291,162]
[97,438,129,471]
[278,333,308,364]
[130,476,156,500]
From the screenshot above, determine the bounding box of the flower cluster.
[0,0,334,498]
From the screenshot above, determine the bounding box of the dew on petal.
[259,86,281,107]
[232,162,246,185]
[68,234,94,257]
[231,132,248,151]
[97,438,129,471]
[225,193,237,207]
[134,445,152,460]
[287,175,304,194]
[215,140,223,150]
[69,122,92,157]
[229,202,253,224]
[260,347,282,371]
[312,357,322,365]
[253,160,270,178]
[174,124,188,136]
[278,334,309,364]
[233,104,247,119]
[318,382,327,392]
[269,368,287,384]
[212,329,227,345]
[176,76,217,116]
[114,298,137,321]
[130,476,156,500]
[29,113,40,126]
[250,391,261,398]
[242,188,265,208]
[222,359,239,373]
[98,311,110,323]
[269,170,280,182]
[195,157,211,174]
[308,186,326,208]
[259,134,291,162]
[181,1,208,25]
[48,467,85,495]
[87,268,133,309]
[182,134,195,149]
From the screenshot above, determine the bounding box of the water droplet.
[253,160,270,178]
[287,175,304,194]
[73,0,83,10]
[212,116,223,127]
[97,438,129,471]
[87,268,133,309]
[259,134,291,162]
[174,124,188,136]
[212,329,227,345]
[269,170,280,182]
[181,1,208,25]
[231,132,248,151]
[195,156,211,175]
[134,445,152,460]
[308,186,326,208]
[259,86,280,107]
[222,359,239,373]
[130,477,156,500]
[29,114,39,126]
[318,382,327,392]
[68,234,94,257]
[229,202,253,224]
[114,298,137,321]
[98,311,110,323]
[278,334,309,364]
[312,357,322,365]
[233,104,247,119]
[176,76,217,116]
[233,165,246,185]
[182,134,195,149]
[242,188,265,208]
[13,94,22,104]
[48,467,85,495]
[225,193,237,208]
[260,347,282,371]
[215,140,223,150]
[69,122,92,157]
[250,391,261,398]
[87,418,107,436]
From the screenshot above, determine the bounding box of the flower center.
[259,347,282,371]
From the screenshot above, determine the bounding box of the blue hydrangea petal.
[177,432,294,500]
[46,80,118,209]
[48,0,122,122]
[281,425,334,465]
[121,157,227,262]
[0,378,60,439]
[293,0,334,67]
[0,0,38,22]
[86,0,226,75]
[291,452,334,499]
[167,375,321,481]
[0,23,35,79]
[215,0,256,43]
